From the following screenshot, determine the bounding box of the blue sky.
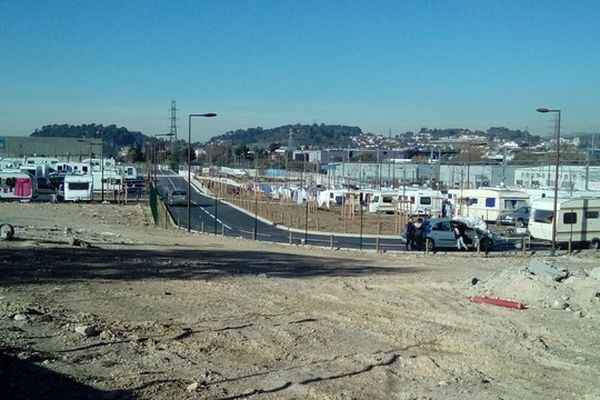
[1,0,599,142]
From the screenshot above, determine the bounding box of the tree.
[453,146,484,163]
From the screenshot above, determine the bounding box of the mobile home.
[398,187,444,216]
[451,188,529,222]
[63,174,93,201]
[528,197,600,249]
[0,171,36,200]
[368,190,398,213]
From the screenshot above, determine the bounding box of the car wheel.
[516,219,525,228]
[590,238,600,250]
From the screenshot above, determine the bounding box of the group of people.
[404,216,425,251]
[404,214,471,252]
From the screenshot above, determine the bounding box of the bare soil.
[1,202,599,400]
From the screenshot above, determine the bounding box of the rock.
[186,382,199,392]
[68,238,91,248]
[471,277,480,285]
[552,300,569,310]
[75,325,102,337]
[13,313,28,321]
[527,259,569,282]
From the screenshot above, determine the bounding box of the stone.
[527,259,569,282]
[552,300,569,310]
[13,313,28,321]
[186,382,199,392]
[75,325,101,337]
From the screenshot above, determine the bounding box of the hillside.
[209,123,363,148]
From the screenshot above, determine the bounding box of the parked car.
[167,190,188,206]
[498,206,531,227]
[423,217,495,252]
[36,177,54,193]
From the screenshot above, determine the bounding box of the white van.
[528,197,600,249]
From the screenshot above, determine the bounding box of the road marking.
[199,206,232,230]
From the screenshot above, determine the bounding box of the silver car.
[424,217,495,252]
[498,206,531,227]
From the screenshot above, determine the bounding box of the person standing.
[405,216,416,250]
[414,217,424,251]
[454,223,469,251]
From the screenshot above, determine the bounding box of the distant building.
[0,136,103,160]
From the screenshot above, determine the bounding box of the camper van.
[0,171,36,201]
[368,190,398,213]
[63,174,93,201]
[398,187,443,216]
[451,188,529,222]
[528,197,600,249]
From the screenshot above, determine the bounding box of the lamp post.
[536,107,561,256]
[188,113,217,233]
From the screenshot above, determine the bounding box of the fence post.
[289,231,293,245]
[522,236,527,255]
[222,224,225,236]
[330,234,334,249]
[376,237,380,253]
[201,221,205,234]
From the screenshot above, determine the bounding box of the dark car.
[423,217,495,252]
[498,206,531,227]
[36,176,53,191]
[167,190,188,206]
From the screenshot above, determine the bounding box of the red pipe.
[471,296,524,309]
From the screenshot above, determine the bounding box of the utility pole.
[585,134,594,191]
[169,100,178,141]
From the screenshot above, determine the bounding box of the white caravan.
[398,187,444,216]
[368,190,399,213]
[451,188,529,222]
[0,171,36,200]
[63,174,93,201]
[528,197,600,249]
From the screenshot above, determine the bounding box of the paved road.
[156,171,407,251]
[155,171,532,253]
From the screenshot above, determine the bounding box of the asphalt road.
[156,171,407,252]
[155,170,532,253]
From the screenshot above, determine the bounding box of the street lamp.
[536,107,561,256]
[188,113,217,233]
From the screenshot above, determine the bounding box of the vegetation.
[209,123,363,149]
[31,123,147,148]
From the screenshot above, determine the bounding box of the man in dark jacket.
[405,216,416,250]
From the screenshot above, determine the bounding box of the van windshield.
[534,209,553,224]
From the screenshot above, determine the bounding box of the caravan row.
[317,187,444,216]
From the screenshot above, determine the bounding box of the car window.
[441,222,453,231]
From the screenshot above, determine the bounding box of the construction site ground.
[1,202,599,400]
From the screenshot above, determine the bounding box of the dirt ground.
[1,202,599,400]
